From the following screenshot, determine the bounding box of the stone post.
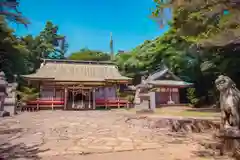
[149,92,156,111]
[216,128,240,157]
[0,72,9,117]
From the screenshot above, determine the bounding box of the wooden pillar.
[81,89,84,107]
[39,85,43,98]
[103,87,107,109]
[38,85,42,111]
[168,88,174,104]
[53,87,56,98]
[72,87,75,109]
[88,89,91,109]
[64,86,68,110]
[93,88,96,109]
[169,88,172,102]
[51,97,54,110]
[37,101,39,111]
[177,88,180,104]
[116,85,120,108]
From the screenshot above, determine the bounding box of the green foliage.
[68,48,110,61]
[115,29,193,79]
[17,86,39,103]
[127,95,135,103]
[153,0,240,47]
[39,21,67,59]
[0,0,29,25]
[186,88,199,106]
[0,16,68,81]
[0,1,31,81]
[116,87,121,98]
[0,16,29,81]
[114,0,240,107]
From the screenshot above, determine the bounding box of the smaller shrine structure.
[134,66,193,110]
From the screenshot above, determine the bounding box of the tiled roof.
[148,80,193,86]
[146,66,182,81]
[22,59,131,82]
[137,66,192,87]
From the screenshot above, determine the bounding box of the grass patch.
[162,110,219,117]
[128,108,220,118]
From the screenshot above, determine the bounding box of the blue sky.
[14,0,169,55]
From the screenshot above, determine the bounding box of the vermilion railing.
[26,98,64,110]
[95,98,129,108]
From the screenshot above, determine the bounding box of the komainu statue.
[215,75,240,129]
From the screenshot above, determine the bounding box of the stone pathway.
[0,110,231,160]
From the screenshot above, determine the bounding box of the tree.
[20,35,43,73]
[150,0,240,105]
[0,0,29,25]
[68,48,111,61]
[0,16,29,81]
[0,17,68,81]
[18,22,68,73]
[152,0,240,47]
[39,21,67,59]
[115,26,221,105]
[115,29,192,78]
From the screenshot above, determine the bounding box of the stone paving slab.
[0,110,224,160]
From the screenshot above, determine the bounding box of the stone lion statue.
[215,75,240,129]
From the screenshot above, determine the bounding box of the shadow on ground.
[0,128,23,135]
[191,149,230,160]
[192,150,215,158]
[191,140,232,160]
[0,127,49,160]
[0,143,49,160]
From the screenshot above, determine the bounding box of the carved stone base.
[217,127,240,138]
[125,116,219,133]
[0,110,10,117]
[215,127,240,159]
[155,118,219,133]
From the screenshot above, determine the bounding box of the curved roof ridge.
[42,58,114,65]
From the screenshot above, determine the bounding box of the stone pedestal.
[4,83,17,115]
[216,127,240,159]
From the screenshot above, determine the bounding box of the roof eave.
[21,75,55,80]
[151,84,193,87]
[42,58,115,65]
[105,78,131,81]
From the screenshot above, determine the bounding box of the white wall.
[55,89,63,99]
[95,87,117,99]
[41,87,54,99]
[40,86,117,100]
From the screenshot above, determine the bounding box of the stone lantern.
[0,71,7,113]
